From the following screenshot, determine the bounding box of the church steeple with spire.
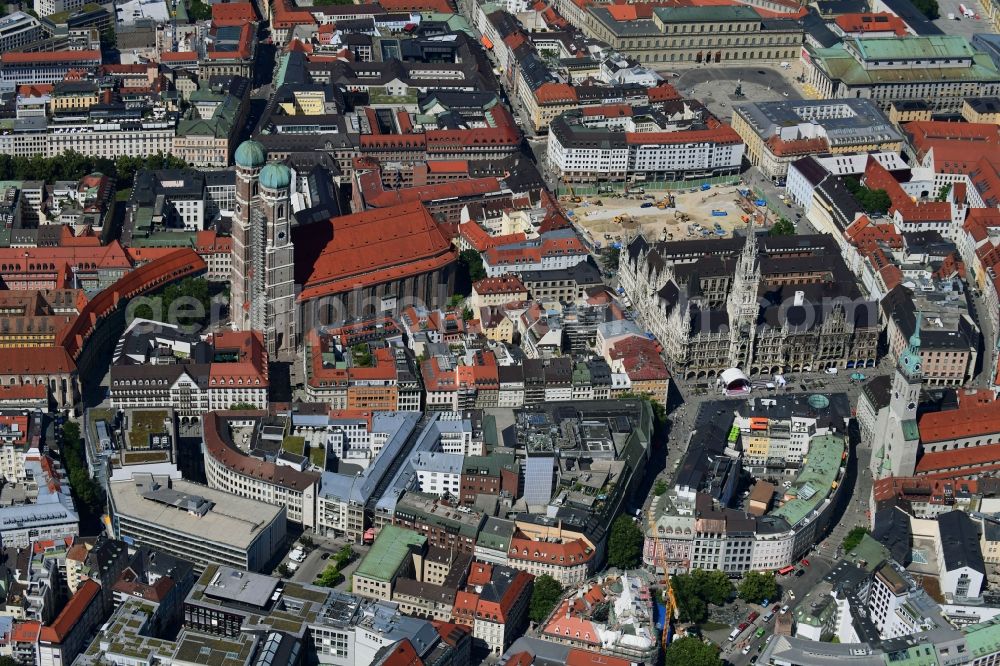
[874,311,923,478]
[727,225,760,369]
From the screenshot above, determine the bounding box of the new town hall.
[619,231,880,380]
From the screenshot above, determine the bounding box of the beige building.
[352,526,428,601]
[732,98,903,180]
[470,275,528,311]
[888,100,933,125]
[585,5,802,66]
[883,286,978,387]
[962,96,1000,123]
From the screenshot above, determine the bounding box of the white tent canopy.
[720,368,751,392]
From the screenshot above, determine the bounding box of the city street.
[646,356,886,664]
[742,167,818,234]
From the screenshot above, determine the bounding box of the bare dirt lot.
[565,183,776,248]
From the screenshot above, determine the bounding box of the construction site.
[563,183,779,250]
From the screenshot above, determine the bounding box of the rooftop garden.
[309,445,326,469]
[281,436,306,457]
[128,410,169,448]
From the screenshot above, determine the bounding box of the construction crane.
[648,503,678,646]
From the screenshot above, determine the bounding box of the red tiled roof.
[919,400,1000,444]
[626,125,742,146]
[916,442,1000,475]
[565,649,635,666]
[508,534,595,566]
[272,0,317,28]
[1,50,100,65]
[212,1,256,24]
[293,202,456,302]
[17,84,53,97]
[426,160,468,173]
[534,82,578,105]
[39,580,100,644]
[864,157,951,223]
[357,169,504,209]
[873,476,979,503]
[60,249,206,359]
[459,222,527,253]
[0,347,75,375]
[202,411,321,490]
[11,622,40,644]
[581,104,633,118]
[377,639,423,666]
[159,51,198,62]
[473,275,526,296]
[0,384,48,402]
[834,12,910,35]
[378,0,452,10]
[609,337,670,382]
[543,600,601,645]
[647,83,682,102]
[206,22,253,60]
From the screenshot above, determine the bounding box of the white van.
[290,548,306,563]
[729,627,742,641]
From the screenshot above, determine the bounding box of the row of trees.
[60,422,105,523]
[0,151,188,188]
[129,277,213,330]
[671,569,778,623]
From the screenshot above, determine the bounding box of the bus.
[777,565,795,576]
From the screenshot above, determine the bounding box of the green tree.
[691,569,732,606]
[608,515,644,570]
[187,0,212,20]
[315,564,341,588]
[352,343,372,367]
[653,480,668,496]
[529,574,563,623]
[671,569,734,622]
[462,307,474,321]
[459,249,486,283]
[769,217,795,236]
[912,0,939,18]
[100,26,116,49]
[276,563,291,578]
[605,246,621,270]
[936,184,952,202]
[663,636,722,666]
[334,544,353,567]
[229,403,258,410]
[842,526,869,553]
[447,294,464,309]
[844,177,892,214]
[738,571,778,605]
[59,422,105,519]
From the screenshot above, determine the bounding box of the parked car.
[801,559,810,567]
[795,569,806,577]
[742,645,752,655]
[747,612,759,623]
[641,202,654,208]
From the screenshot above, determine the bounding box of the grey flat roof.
[110,477,283,549]
[202,566,280,608]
